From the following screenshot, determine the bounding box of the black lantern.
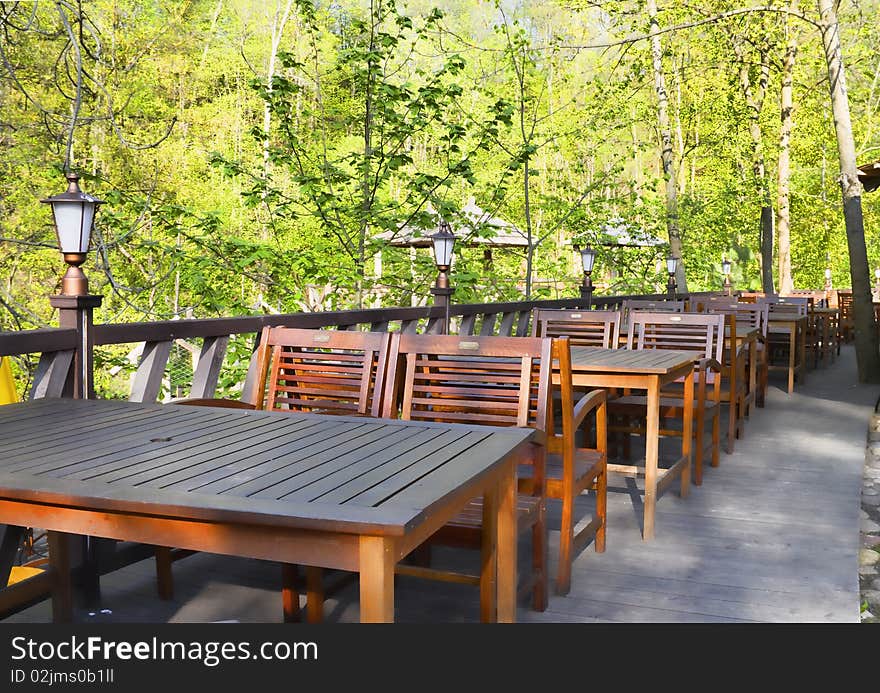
[721,257,732,296]
[578,246,595,306]
[41,172,103,296]
[430,220,456,289]
[666,254,678,299]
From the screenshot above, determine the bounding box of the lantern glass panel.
[53,201,91,253]
[580,247,595,273]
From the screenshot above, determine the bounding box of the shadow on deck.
[4,345,877,624]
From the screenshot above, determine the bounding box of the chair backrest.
[837,290,854,323]
[764,296,808,317]
[531,308,621,348]
[626,311,725,364]
[785,289,826,308]
[725,302,770,339]
[622,298,685,314]
[382,332,554,435]
[696,296,739,313]
[738,291,778,304]
[249,326,391,417]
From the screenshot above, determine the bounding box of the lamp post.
[666,254,678,300]
[721,256,732,297]
[41,171,104,606]
[823,252,832,300]
[579,246,595,307]
[430,220,456,334]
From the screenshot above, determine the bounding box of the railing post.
[48,294,102,400]
[48,293,103,608]
[431,286,454,335]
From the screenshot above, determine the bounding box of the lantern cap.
[40,172,104,206]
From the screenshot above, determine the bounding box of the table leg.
[787,324,796,393]
[496,462,518,622]
[480,484,498,623]
[47,531,73,623]
[643,375,660,541]
[680,368,693,498]
[798,321,806,383]
[359,536,394,623]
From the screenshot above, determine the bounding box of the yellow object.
[6,565,43,587]
[0,357,18,405]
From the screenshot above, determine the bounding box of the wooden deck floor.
[4,344,877,623]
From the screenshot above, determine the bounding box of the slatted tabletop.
[0,398,531,535]
[569,346,697,373]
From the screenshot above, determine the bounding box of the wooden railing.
[0,291,720,404]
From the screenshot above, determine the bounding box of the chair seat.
[439,494,542,538]
[519,449,604,496]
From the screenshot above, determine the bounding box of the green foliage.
[0,0,878,342]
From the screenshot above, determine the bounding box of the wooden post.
[430,286,454,335]
[48,294,102,401]
[48,293,103,606]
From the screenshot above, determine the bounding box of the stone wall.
[861,415,880,622]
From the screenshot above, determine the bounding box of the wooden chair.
[729,302,770,408]
[531,308,621,348]
[837,290,855,343]
[608,312,724,483]
[165,326,392,622]
[385,332,607,600]
[706,309,750,453]
[764,297,807,371]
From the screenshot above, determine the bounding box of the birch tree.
[817,0,880,382]
[646,0,687,290]
[776,15,798,295]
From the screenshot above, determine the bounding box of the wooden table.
[767,313,807,393]
[0,398,533,623]
[562,347,697,541]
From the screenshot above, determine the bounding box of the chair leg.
[694,407,705,485]
[531,508,548,612]
[595,468,607,554]
[725,396,735,454]
[556,495,574,596]
[155,547,174,601]
[711,405,721,467]
[281,563,301,623]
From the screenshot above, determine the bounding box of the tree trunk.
[647,0,686,290]
[776,25,797,295]
[817,0,880,382]
[734,36,774,293]
[258,0,294,308]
